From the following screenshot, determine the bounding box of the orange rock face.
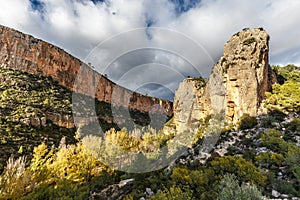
[172,28,277,135]
[0,25,173,122]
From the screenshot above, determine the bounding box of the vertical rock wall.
[173,28,277,132]
[173,78,207,134]
[0,25,173,119]
[207,28,275,124]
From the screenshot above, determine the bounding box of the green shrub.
[170,167,215,196]
[151,186,194,200]
[268,174,299,196]
[265,65,300,113]
[21,180,90,200]
[260,116,276,128]
[268,110,287,121]
[272,65,300,83]
[286,117,300,132]
[255,152,284,168]
[285,143,300,182]
[216,173,265,200]
[259,129,288,153]
[241,148,257,162]
[239,114,258,130]
[209,156,267,186]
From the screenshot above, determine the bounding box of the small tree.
[216,173,265,200]
[239,113,257,130]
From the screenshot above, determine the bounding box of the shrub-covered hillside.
[0,67,124,169]
[0,67,77,168]
[0,65,300,200]
[264,65,300,113]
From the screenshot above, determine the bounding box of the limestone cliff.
[173,28,276,133]
[0,25,173,127]
[207,28,276,123]
[173,78,207,135]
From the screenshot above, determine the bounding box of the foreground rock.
[88,179,134,200]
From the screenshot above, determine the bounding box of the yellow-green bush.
[103,127,175,154]
[171,167,214,194]
[0,140,112,199]
[151,186,194,200]
[209,156,267,186]
[264,65,300,113]
[255,152,284,168]
[265,82,300,112]
[259,129,286,153]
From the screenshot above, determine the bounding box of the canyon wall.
[0,25,173,124]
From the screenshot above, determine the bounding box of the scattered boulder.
[88,179,134,200]
[272,189,281,198]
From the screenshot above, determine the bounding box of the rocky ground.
[175,112,300,199]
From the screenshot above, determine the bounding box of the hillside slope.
[0,66,140,167]
[0,67,76,166]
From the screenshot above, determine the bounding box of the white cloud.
[0,0,33,28]
[260,0,300,60]
[0,0,299,99]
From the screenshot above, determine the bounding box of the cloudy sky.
[0,0,300,100]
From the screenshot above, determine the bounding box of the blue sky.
[0,0,300,100]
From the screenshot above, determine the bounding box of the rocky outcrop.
[206,27,276,124]
[173,28,276,132]
[0,25,172,122]
[173,78,207,135]
[88,179,134,200]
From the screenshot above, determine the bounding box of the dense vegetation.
[0,67,155,169]
[0,67,77,168]
[0,65,300,199]
[264,64,300,113]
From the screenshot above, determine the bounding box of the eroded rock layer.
[173,28,277,132]
[207,28,276,123]
[0,25,173,126]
